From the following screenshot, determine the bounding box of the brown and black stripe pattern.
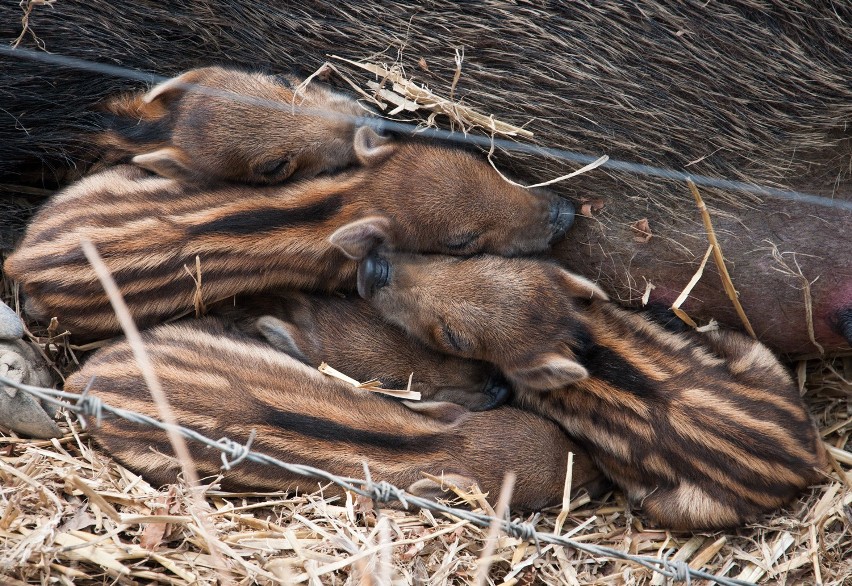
[535,301,826,529]
[359,252,828,529]
[64,317,603,510]
[5,129,565,340]
[4,165,358,339]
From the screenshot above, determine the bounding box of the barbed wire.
[1,44,850,213]
[0,373,755,586]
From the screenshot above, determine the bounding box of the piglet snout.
[357,254,390,299]
[475,376,513,411]
[548,197,576,244]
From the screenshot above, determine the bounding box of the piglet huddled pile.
[4,68,826,529]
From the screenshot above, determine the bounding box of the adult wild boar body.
[1,1,850,354]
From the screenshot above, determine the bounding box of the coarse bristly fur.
[4,2,847,203]
[64,317,605,510]
[213,292,513,411]
[3,128,572,341]
[95,66,368,185]
[342,237,828,529]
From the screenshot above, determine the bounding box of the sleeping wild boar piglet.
[5,127,574,340]
[65,317,605,510]
[96,66,367,184]
[214,292,513,411]
[335,225,828,530]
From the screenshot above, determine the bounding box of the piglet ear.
[353,126,395,166]
[506,352,589,391]
[402,400,470,425]
[558,269,609,301]
[255,316,310,365]
[143,69,209,105]
[328,216,392,260]
[132,148,193,181]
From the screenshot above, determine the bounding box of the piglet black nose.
[472,376,513,411]
[357,254,390,299]
[548,197,576,243]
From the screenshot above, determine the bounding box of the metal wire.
[1,45,850,213]
[0,373,756,586]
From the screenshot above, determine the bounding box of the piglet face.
[243,292,513,411]
[350,128,577,257]
[344,248,608,390]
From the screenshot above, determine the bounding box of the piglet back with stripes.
[65,317,603,510]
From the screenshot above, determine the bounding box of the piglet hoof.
[833,308,852,346]
[0,339,61,439]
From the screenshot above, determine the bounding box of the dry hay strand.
[687,181,756,339]
[764,241,825,357]
[0,352,849,586]
[322,55,610,192]
[318,362,420,401]
[327,55,532,139]
[11,0,54,50]
[670,244,714,329]
[669,182,760,336]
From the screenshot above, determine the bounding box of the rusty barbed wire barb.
[0,373,756,586]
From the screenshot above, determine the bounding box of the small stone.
[0,300,24,340]
[0,339,60,438]
[0,383,62,438]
